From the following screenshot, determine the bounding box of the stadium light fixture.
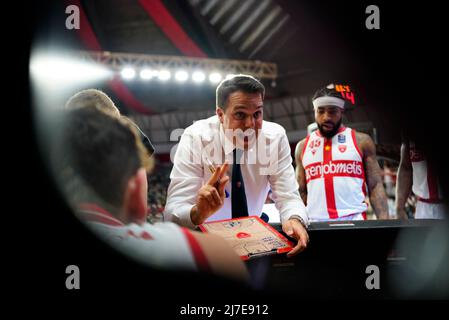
[121,67,136,80]
[209,72,222,84]
[158,70,171,81]
[192,71,206,83]
[175,70,189,82]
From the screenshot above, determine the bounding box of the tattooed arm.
[356,132,389,219]
[395,142,412,219]
[294,139,308,205]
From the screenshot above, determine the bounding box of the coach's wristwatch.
[289,215,308,229]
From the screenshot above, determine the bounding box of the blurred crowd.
[146,163,172,223]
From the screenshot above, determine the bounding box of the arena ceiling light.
[175,70,189,82]
[121,67,136,80]
[29,50,113,115]
[139,68,154,80]
[209,72,222,84]
[30,53,111,85]
[76,50,278,84]
[192,71,206,83]
[158,70,171,81]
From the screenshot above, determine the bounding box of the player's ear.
[123,168,148,224]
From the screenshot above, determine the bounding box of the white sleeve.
[113,222,199,271]
[164,131,203,229]
[268,133,309,226]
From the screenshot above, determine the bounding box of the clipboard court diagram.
[200,216,293,260]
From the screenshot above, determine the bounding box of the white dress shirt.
[164,115,308,229]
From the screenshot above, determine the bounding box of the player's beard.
[317,118,342,138]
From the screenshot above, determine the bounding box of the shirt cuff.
[280,210,309,228]
[169,204,197,230]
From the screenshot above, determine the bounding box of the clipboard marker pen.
[205,157,230,198]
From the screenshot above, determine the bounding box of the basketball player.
[395,140,445,219]
[295,85,389,221]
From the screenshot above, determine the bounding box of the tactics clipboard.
[199,216,294,260]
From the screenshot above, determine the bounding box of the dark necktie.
[232,148,249,218]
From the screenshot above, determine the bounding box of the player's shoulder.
[352,129,374,145]
[350,129,376,156]
[352,129,371,139]
[294,136,312,162]
[295,137,308,154]
[298,136,309,145]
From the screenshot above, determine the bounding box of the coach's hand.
[191,163,229,225]
[282,217,309,257]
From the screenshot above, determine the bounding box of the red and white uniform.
[301,126,368,221]
[77,203,211,271]
[409,142,445,219]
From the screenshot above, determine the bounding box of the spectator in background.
[382,160,399,218]
[383,160,397,198]
[147,165,172,223]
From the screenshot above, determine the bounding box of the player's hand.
[282,218,309,257]
[191,163,229,225]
